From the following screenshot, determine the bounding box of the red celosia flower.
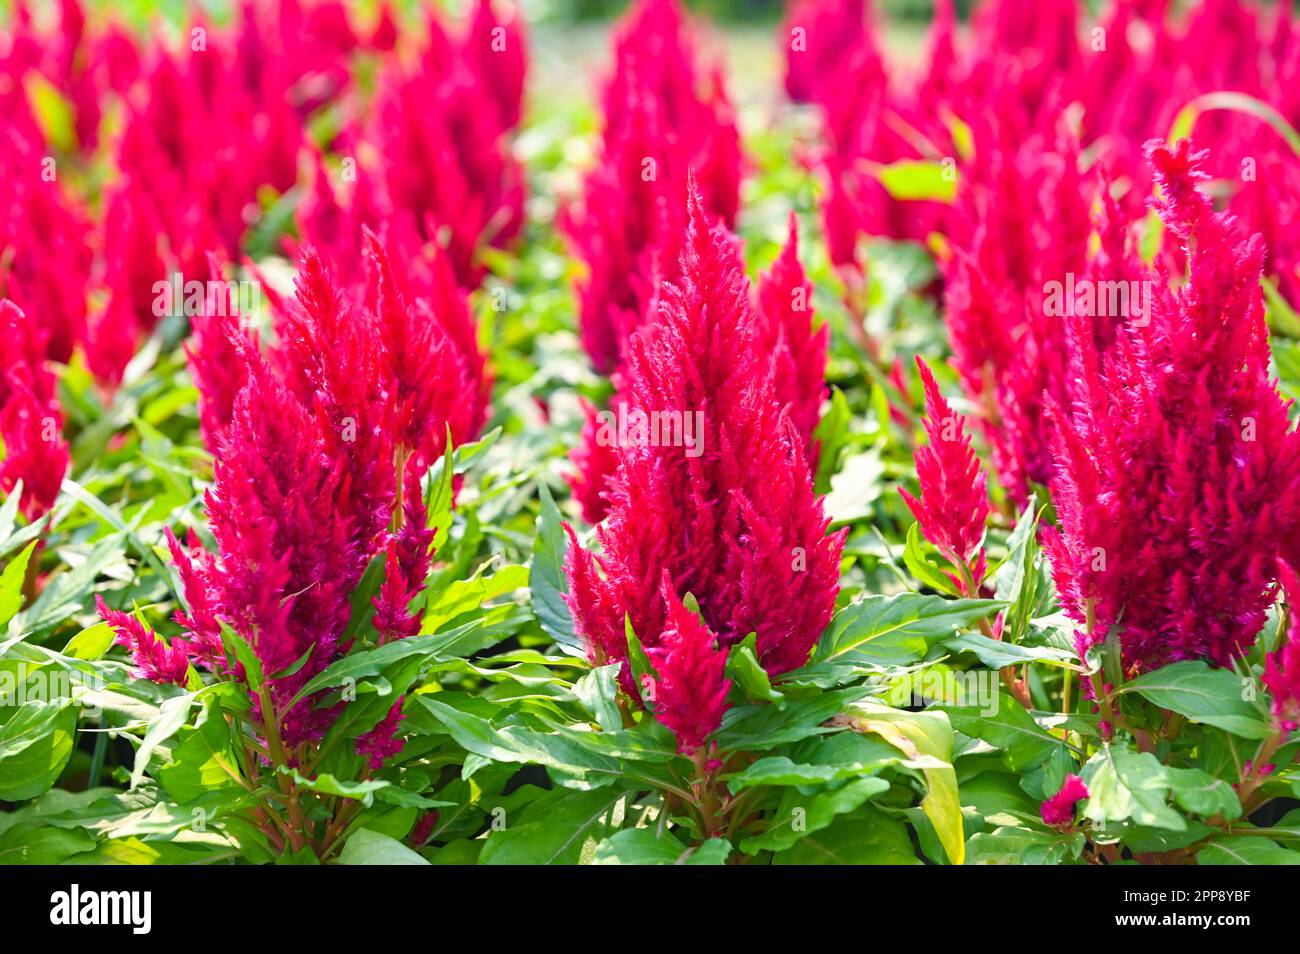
[564,184,845,690]
[570,213,827,525]
[941,118,1091,502]
[184,258,257,448]
[355,697,407,770]
[1265,562,1300,732]
[465,0,528,130]
[1040,774,1088,829]
[0,100,93,364]
[568,397,623,525]
[899,357,989,592]
[0,301,69,519]
[756,214,828,464]
[96,595,191,688]
[1044,140,1300,672]
[645,579,731,754]
[781,0,869,105]
[564,0,741,374]
[372,476,435,645]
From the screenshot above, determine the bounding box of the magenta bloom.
[1040,774,1088,829]
[1044,141,1300,672]
[96,595,191,688]
[0,96,93,364]
[756,215,828,465]
[563,0,741,375]
[781,0,869,105]
[355,698,407,771]
[645,580,731,755]
[899,357,989,591]
[372,481,435,645]
[0,301,69,520]
[568,397,623,525]
[1265,562,1300,733]
[565,184,845,692]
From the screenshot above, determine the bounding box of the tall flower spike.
[645,579,731,755]
[0,301,69,520]
[756,214,828,464]
[96,595,191,687]
[1045,140,1300,671]
[564,181,845,688]
[899,357,990,591]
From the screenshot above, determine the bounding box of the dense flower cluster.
[302,0,528,291]
[563,0,741,375]
[789,0,1300,299]
[99,245,465,752]
[1044,141,1300,672]
[570,213,827,524]
[565,186,844,751]
[0,301,70,520]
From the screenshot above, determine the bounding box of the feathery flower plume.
[899,357,989,593]
[756,214,827,464]
[0,301,69,519]
[1040,774,1088,829]
[564,183,845,696]
[570,214,827,524]
[96,595,191,688]
[564,0,741,374]
[1044,140,1300,672]
[645,580,731,754]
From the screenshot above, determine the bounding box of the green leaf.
[811,387,851,495]
[0,701,77,801]
[772,805,920,865]
[0,541,37,629]
[864,159,957,203]
[591,828,730,865]
[337,828,431,865]
[798,593,1005,686]
[479,788,622,865]
[965,827,1085,865]
[0,824,96,865]
[278,768,390,806]
[947,695,1063,772]
[1197,836,1300,865]
[623,615,657,710]
[838,702,965,865]
[131,691,200,790]
[573,664,623,732]
[1080,745,1185,832]
[62,622,117,661]
[424,562,528,631]
[529,483,581,653]
[903,523,957,596]
[219,623,264,694]
[1164,766,1242,820]
[714,688,870,752]
[741,777,890,853]
[726,634,783,703]
[727,755,889,790]
[16,533,129,635]
[1121,661,1274,739]
[942,633,1075,670]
